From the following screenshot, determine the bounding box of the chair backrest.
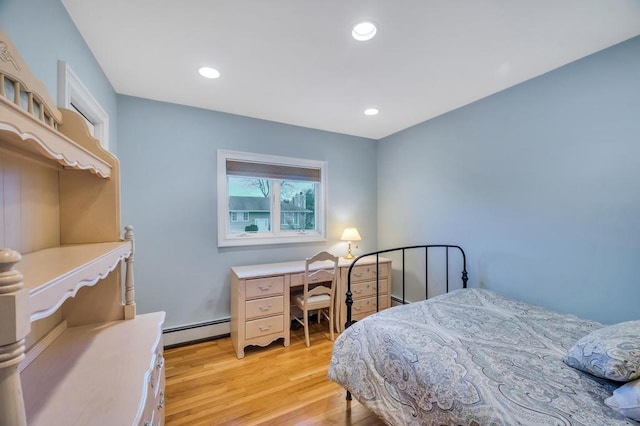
[303,251,339,299]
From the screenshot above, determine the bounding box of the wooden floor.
[164,320,386,426]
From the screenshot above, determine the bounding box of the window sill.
[218,232,327,247]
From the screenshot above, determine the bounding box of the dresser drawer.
[140,358,165,426]
[351,295,390,319]
[351,278,388,298]
[350,263,389,282]
[154,355,165,400]
[154,407,165,426]
[140,387,165,426]
[245,276,284,298]
[139,407,155,426]
[246,315,284,339]
[245,295,284,319]
[147,343,164,397]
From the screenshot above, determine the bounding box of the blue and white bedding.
[328,288,636,425]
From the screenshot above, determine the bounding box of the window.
[217,150,327,247]
[230,211,249,222]
[57,61,110,150]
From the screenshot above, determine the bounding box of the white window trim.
[217,149,328,247]
[57,61,110,150]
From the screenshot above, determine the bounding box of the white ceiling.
[62,0,640,140]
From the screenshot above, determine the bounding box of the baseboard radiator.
[164,297,407,348]
[163,318,230,348]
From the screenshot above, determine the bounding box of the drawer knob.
[354,272,363,278]
[259,284,272,291]
[259,304,273,312]
[149,374,155,388]
[259,324,273,332]
[158,391,165,409]
[156,357,164,369]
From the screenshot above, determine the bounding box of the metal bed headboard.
[345,245,468,329]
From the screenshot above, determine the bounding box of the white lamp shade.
[340,227,361,241]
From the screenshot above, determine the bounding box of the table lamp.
[340,227,361,259]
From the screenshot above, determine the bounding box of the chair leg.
[329,304,334,342]
[304,308,310,347]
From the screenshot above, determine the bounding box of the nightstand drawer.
[351,279,388,298]
[245,295,284,319]
[350,263,389,282]
[246,315,284,339]
[245,276,284,298]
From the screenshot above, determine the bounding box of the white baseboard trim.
[163,318,230,347]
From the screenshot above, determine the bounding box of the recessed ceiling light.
[364,108,379,116]
[199,66,220,79]
[352,21,377,41]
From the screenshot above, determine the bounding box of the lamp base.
[345,242,355,259]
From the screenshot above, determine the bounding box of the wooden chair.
[292,251,339,347]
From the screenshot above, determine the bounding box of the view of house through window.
[218,150,327,247]
[228,177,317,233]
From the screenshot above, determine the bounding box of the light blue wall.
[4,0,638,328]
[117,96,378,328]
[378,36,640,324]
[0,0,118,154]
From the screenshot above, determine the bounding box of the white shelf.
[0,99,112,178]
[20,242,132,321]
[21,312,166,426]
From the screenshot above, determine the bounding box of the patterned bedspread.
[328,288,636,425]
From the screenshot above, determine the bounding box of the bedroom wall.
[378,36,640,325]
[0,0,119,154]
[117,95,378,331]
[4,0,637,331]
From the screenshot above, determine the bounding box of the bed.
[328,246,639,425]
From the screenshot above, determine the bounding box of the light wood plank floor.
[164,320,386,426]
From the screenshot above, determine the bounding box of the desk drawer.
[246,315,284,339]
[350,263,389,282]
[351,279,388,298]
[245,295,284,320]
[245,276,284,298]
[290,270,333,287]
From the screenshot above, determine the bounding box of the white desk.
[230,256,391,359]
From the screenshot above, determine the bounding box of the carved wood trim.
[0,28,62,126]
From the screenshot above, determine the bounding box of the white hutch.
[0,29,165,425]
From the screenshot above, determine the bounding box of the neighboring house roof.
[229,196,269,212]
[229,196,310,213]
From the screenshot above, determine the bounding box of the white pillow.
[605,378,640,421]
